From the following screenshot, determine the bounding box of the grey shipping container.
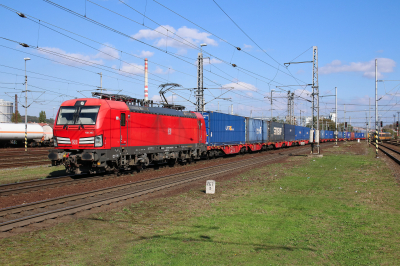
[262,120,268,142]
[268,121,284,142]
[284,124,296,141]
[200,111,246,145]
[246,118,263,143]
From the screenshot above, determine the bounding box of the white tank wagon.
[0,123,53,147]
[0,100,13,123]
[42,125,53,141]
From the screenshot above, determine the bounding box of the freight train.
[0,123,53,147]
[48,93,365,174]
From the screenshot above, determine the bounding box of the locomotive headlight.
[53,137,57,147]
[94,135,103,147]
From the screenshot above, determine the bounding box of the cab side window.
[121,113,126,126]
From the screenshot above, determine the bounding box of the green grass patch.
[0,165,66,184]
[0,144,399,265]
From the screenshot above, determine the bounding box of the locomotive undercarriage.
[49,144,207,175]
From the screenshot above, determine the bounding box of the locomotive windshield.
[56,106,100,125]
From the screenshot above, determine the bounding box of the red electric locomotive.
[49,93,207,174]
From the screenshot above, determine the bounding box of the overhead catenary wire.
[40,0,309,93]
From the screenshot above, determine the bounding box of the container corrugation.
[268,121,284,142]
[246,118,263,143]
[201,112,245,145]
[284,124,295,141]
[262,120,268,142]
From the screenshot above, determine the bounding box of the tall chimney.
[15,94,18,123]
[144,58,148,103]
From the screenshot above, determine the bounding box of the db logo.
[72,139,78,145]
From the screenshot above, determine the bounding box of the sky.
[0,0,399,128]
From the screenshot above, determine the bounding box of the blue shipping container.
[201,112,245,145]
[246,118,263,143]
[304,127,310,141]
[262,120,268,142]
[328,131,333,139]
[269,121,285,142]
[295,126,304,141]
[320,130,325,139]
[284,124,296,141]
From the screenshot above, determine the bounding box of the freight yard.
[1,0,400,265]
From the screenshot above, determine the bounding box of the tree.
[39,111,46,123]
[11,111,22,123]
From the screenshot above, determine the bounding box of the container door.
[120,112,127,147]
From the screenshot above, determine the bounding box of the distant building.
[330,112,337,123]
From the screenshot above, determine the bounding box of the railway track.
[378,143,400,165]
[0,174,92,196]
[0,145,315,232]
[0,144,317,196]
[0,149,50,169]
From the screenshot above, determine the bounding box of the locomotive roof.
[128,105,197,118]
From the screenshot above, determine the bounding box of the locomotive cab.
[48,98,126,174]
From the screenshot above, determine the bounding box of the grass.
[0,165,66,184]
[0,143,399,265]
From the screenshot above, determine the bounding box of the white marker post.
[206,180,215,194]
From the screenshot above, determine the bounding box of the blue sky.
[0,0,399,128]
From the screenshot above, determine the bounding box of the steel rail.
[378,144,400,165]
[0,145,316,232]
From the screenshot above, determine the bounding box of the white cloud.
[320,58,396,78]
[120,62,144,75]
[154,66,175,75]
[37,47,103,66]
[377,50,384,53]
[243,44,252,50]
[135,50,154,58]
[94,44,119,60]
[222,81,257,91]
[132,25,217,51]
[203,58,222,65]
[151,94,174,103]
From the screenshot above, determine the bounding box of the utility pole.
[375,59,378,158]
[291,92,294,124]
[369,98,371,145]
[196,44,207,112]
[270,89,275,121]
[231,104,233,115]
[344,104,346,142]
[14,94,18,124]
[311,46,320,154]
[335,87,338,146]
[144,58,148,103]
[24,57,30,152]
[397,111,399,138]
[287,91,291,124]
